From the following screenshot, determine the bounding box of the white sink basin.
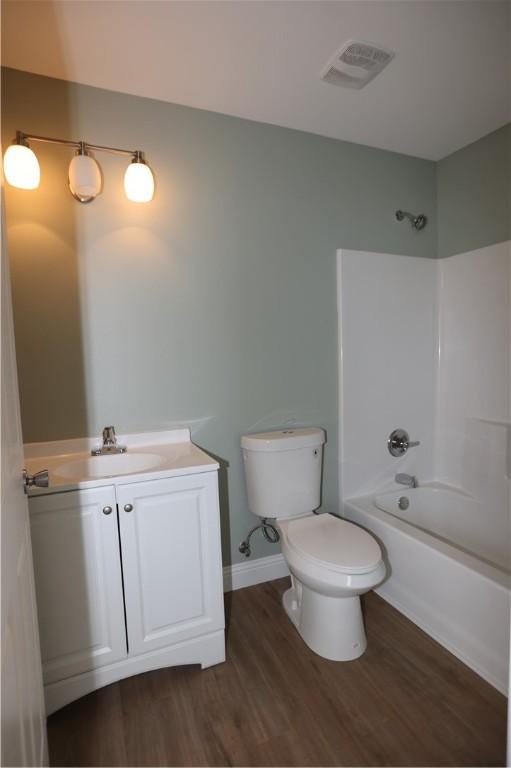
[55,452,163,480]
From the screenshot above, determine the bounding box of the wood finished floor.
[48,578,507,767]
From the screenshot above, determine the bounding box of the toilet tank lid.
[241,427,325,452]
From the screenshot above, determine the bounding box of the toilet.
[241,427,386,661]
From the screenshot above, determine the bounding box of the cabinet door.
[29,487,127,684]
[117,472,224,656]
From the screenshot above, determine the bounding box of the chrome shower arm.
[395,209,427,231]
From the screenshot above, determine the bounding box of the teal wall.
[2,68,438,565]
[437,123,511,258]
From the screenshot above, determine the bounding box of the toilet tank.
[241,428,325,520]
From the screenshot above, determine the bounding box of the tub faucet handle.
[388,428,420,457]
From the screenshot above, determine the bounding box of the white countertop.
[25,428,219,495]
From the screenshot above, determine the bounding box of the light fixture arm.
[14,130,143,162]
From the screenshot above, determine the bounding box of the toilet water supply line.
[239,519,280,557]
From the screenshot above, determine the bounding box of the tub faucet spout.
[395,473,418,488]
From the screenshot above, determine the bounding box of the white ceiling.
[2,0,510,160]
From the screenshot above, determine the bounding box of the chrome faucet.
[103,426,116,447]
[91,426,127,456]
[395,473,418,489]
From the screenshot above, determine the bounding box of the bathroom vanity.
[25,429,225,714]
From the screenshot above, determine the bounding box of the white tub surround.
[337,249,438,501]
[435,242,511,539]
[26,429,225,714]
[337,244,511,694]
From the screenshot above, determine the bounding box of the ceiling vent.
[321,40,395,90]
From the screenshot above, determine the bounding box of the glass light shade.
[68,153,102,202]
[3,143,40,189]
[124,160,154,203]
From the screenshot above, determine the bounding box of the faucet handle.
[388,428,420,457]
[103,425,116,445]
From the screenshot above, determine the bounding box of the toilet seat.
[282,514,382,575]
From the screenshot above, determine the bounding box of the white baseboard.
[223,554,289,592]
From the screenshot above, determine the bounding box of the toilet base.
[282,580,367,661]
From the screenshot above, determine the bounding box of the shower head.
[395,210,428,231]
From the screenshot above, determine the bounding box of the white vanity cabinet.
[28,461,225,715]
[117,473,224,656]
[29,486,127,684]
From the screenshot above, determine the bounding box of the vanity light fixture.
[68,143,103,203]
[124,151,154,203]
[3,131,155,203]
[3,134,40,190]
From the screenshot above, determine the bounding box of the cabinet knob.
[124,503,133,513]
[103,506,113,515]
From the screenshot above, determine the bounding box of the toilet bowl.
[241,427,386,661]
[278,514,385,660]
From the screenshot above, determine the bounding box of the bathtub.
[344,483,510,694]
